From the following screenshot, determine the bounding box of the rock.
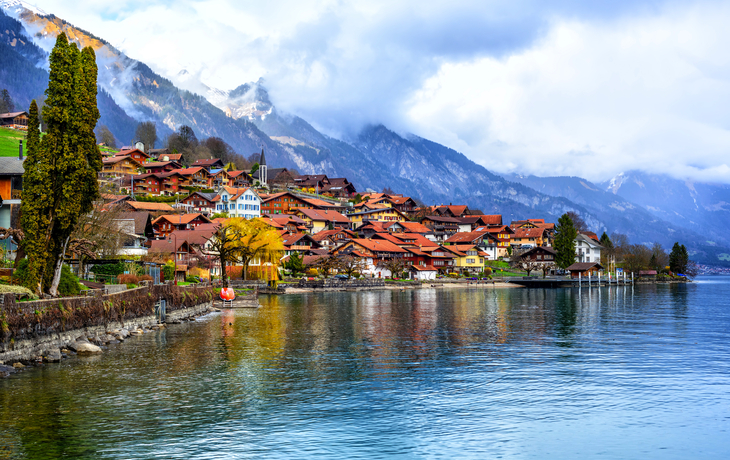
[88,336,103,345]
[114,334,125,342]
[130,329,143,336]
[43,348,62,363]
[12,362,24,369]
[120,328,130,338]
[107,339,120,344]
[74,342,102,354]
[103,334,116,343]
[0,365,17,378]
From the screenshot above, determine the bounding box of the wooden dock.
[509,277,633,288]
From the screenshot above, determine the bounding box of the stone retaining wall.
[0,284,217,363]
[297,279,386,289]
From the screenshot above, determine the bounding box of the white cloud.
[405,2,730,182]
[26,0,730,183]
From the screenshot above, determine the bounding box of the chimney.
[19,140,23,160]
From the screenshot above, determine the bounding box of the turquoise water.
[1,278,730,459]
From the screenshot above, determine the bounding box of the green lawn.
[0,127,25,157]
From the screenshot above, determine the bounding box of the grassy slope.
[0,127,25,157]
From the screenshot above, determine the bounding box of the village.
[0,112,616,286]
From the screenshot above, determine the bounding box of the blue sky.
[26,0,730,183]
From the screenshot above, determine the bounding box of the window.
[467,258,475,264]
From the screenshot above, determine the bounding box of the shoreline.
[278,281,521,295]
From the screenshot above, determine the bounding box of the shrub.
[162,261,175,282]
[227,266,244,280]
[484,268,493,276]
[91,262,126,277]
[185,275,199,283]
[138,275,153,282]
[307,268,319,276]
[117,274,139,284]
[126,283,138,289]
[0,284,38,300]
[57,265,81,297]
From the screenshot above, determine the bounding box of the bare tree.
[312,255,339,278]
[623,244,652,275]
[135,121,158,152]
[377,257,409,279]
[566,211,588,233]
[338,255,368,278]
[96,125,116,148]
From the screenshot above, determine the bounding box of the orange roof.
[392,221,431,234]
[126,201,175,212]
[444,231,492,244]
[350,238,408,253]
[297,208,350,223]
[514,227,547,239]
[153,213,212,226]
[173,167,207,175]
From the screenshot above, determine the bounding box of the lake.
[1,278,729,459]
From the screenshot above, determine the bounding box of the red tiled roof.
[297,208,350,223]
[350,238,408,253]
[153,213,212,226]
[126,201,175,212]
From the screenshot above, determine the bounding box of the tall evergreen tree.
[599,232,613,249]
[554,213,578,269]
[668,242,689,274]
[0,89,14,113]
[19,99,49,292]
[20,33,102,296]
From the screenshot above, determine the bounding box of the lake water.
[1,278,730,459]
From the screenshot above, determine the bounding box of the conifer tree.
[554,213,578,269]
[668,242,689,274]
[20,33,102,296]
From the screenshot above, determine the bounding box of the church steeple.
[259,147,267,186]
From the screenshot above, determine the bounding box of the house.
[261,191,317,215]
[260,214,309,233]
[419,246,457,273]
[420,216,462,241]
[209,169,230,188]
[440,244,487,274]
[295,208,351,234]
[173,167,211,188]
[321,178,357,198]
[143,161,182,175]
[213,186,262,219]
[311,228,356,248]
[566,262,604,278]
[226,171,251,187]
[115,212,155,241]
[116,148,150,164]
[457,215,503,230]
[518,246,557,265]
[152,213,213,238]
[148,238,198,282]
[512,227,548,248]
[180,191,217,214]
[255,168,297,188]
[432,205,472,218]
[0,112,28,130]
[0,157,24,229]
[148,148,170,159]
[294,174,330,191]
[347,207,408,229]
[575,233,603,263]
[101,155,142,177]
[281,232,322,256]
[192,158,225,171]
[112,214,151,256]
[387,196,417,213]
[409,264,438,281]
[333,238,408,277]
[479,225,514,258]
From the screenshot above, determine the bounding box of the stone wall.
[297,279,386,289]
[0,284,217,362]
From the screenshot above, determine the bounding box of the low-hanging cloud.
[27,0,730,183]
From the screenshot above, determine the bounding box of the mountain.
[506,173,730,265]
[2,2,729,266]
[602,171,730,248]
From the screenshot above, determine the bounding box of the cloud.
[28,0,730,183]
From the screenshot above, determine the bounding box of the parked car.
[333,274,350,280]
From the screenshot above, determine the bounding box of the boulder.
[0,365,17,378]
[12,362,25,369]
[120,329,130,338]
[74,342,102,354]
[102,334,116,343]
[43,348,62,363]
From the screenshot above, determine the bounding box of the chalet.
[409,264,438,281]
[386,195,417,213]
[0,157,24,229]
[116,148,150,164]
[192,158,225,171]
[433,205,472,218]
[321,178,356,198]
[148,148,170,159]
[512,227,548,248]
[357,221,389,238]
[174,167,211,188]
[347,207,408,229]
[143,161,183,175]
[294,174,330,191]
[152,213,213,238]
[441,244,487,274]
[420,216,462,241]
[457,215,503,230]
[333,238,408,277]
[575,234,603,263]
[281,233,322,256]
[311,228,356,248]
[419,246,457,273]
[209,169,229,188]
[479,225,514,258]
[213,186,262,219]
[112,213,154,256]
[227,171,251,187]
[253,167,297,188]
[295,208,351,234]
[180,191,217,214]
[260,215,309,233]
[0,112,28,130]
[101,155,142,177]
[566,262,604,278]
[148,239,197,282]
[518,246,557,265]
[444,230,497,246]
[261,191,316,215]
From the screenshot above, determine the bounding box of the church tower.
[258,147,267,186]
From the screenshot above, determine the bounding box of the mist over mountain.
[2,2,729,266]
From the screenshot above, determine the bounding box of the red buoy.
[219,287,236,301]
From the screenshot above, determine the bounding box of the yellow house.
[512,227,547,248]
[348,208,408,229]
[295,208,351,234]
[442,244,487,273]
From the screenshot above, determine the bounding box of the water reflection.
[1,279,730,459]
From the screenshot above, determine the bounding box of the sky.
[24,0,730,183]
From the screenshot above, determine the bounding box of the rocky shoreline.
[0,301,216,378]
